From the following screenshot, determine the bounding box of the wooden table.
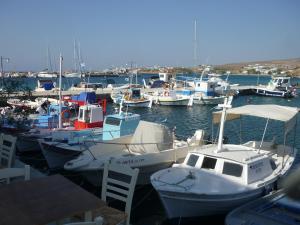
[0,174,126,225]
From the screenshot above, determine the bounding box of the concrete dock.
[4,85,260,100]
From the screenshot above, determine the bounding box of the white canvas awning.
[213,104,299,134]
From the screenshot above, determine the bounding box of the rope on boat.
[154,169,196,191]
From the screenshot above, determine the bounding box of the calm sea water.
[17,74,300,225]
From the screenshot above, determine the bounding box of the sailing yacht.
[64,40,84,78]
[37,46,57,78]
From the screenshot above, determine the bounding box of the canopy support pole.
[259,118,269,153]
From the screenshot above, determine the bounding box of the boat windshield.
[105,117,121,126]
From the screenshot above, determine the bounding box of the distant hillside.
[214,58,300,76]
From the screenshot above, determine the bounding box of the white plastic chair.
[0,133,17,168]
[0,164,30,184]
[101,162,139,225]
[64,216,104,225]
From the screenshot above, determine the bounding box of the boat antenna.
[58,53,63,129]
[216,96,232,153]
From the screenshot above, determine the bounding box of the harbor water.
[17,74,300,225]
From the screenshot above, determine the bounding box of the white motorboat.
[7,98,39,109]
[64,72,82,78]
[111,88,153,108]
[255,76,296,98]
[68,81,104,92]
[64,121,205,186]
[149,89,191,106]
[37,70,58,78]
[151,99,298,220]
[193,92,225,105]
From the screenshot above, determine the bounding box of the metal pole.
[1,56,9,88]
[1,56,3,87]
[58,54,63,129]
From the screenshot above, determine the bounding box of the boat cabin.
[270,76,291,90]
[181,148,275,185]
[102,112,140,141]
[194,80,216,96]
[124,88,142,100]
[74,104,104,130]
[159,72,173,82]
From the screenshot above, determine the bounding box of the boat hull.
[193,96,225,105]
[80,161,178,186]
[40,142,82,170]
[123,100,151,107]
[157,187,268,219]
[157,98,189,106]
[112,96,151,107]
[255,88,293,98]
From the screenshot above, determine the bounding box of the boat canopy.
[213,104,299,134]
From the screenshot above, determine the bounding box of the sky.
[0,0,300,71]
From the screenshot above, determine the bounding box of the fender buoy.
[61,109,72,123]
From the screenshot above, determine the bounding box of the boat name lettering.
[124,116,138,121]
[116,158,145,165]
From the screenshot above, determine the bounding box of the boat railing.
[84,139,175,153]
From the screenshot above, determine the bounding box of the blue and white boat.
[255,76,296,98]
[16,103,71,152]
[177,79,226,105]
[34,79,59,92]
[39,111,141,170]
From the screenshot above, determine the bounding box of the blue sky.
[0,0,300,71]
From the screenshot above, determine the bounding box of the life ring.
[61,109,72,123]
[164,91,169,97]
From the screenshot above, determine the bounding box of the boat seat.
[187,129,205,146]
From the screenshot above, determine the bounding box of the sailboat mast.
[74,40,77,72]
[48,46,53,72]
[58,54,63,129]
[194,20,197,67]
